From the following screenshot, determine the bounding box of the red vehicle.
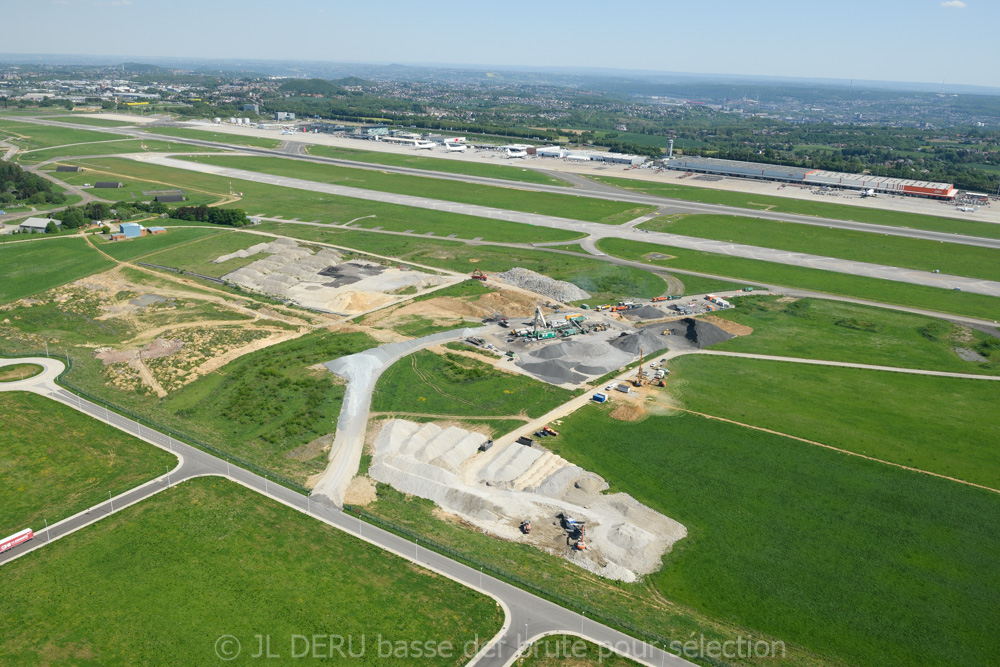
[471,270,487,281]
[0,528,34,553]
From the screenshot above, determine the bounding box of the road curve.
[0,357,692,667]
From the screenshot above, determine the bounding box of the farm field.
[0,391,176,537]
[140,125,281,149]
[55,158,582,243]
[306,144,570,186]
[372,349,576,420]
[666,355,1000,489]
[548,405,1000,667]
[639,214,1000,282]
[181,154,657,225]
[0,478,501,665]
[253,223,668,304]
[711,295,1000,373]
[0,237,112,304]
[596,237,1000,320]
[592,175,1000,240]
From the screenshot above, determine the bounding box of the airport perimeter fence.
[0,347,309,496]
[341,504,713,663]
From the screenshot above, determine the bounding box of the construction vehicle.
[654,379,666,387]
[591,323,608,332]
[520,521,532,535]
[632,347,646,387]
[661,329,672,335]
[535,331,557,340]
[498,317,509,328]
[574,540,587,551]
[541,425,559,437]
[565,314,584,321]
[667,295,683,300]
[471,270,487,281]
[651,296,668,302]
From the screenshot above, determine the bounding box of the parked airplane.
[415,141,436,150]
[861,189,877,198]
[503,148,527,159]
[446,143,468,152]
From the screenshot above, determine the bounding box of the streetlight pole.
[109,491,113,513]
[44,519,49,541]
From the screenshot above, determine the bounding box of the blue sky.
[6,0,998,87]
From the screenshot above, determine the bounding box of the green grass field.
[0,391,176,537]
[254,224,668,304]
[54,158,582,243]
[549,405,1000,667]
[49,116,135,127]
[97,227,233,263]
[666,355,1000,489]
[639,214,1000,282]
[0,118,123,153]
[520,635,639,666]
[672,273,753,295]
[0,478,500,665]
[141,126,281,149]
[25,140,221,163]
[0,363,43,382]
[182,154,656,225]
[307,144,570,186]
[594,175,1000,240]
[373,350,576,419]
[596,237,1000,320]
[712,295,1000,373]
[0,237,112,305]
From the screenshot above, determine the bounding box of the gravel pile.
[624,305,666,320]
[516,338,635,385]
[610,329,672,355]
[496,267,590,303]
[660,318,734,349]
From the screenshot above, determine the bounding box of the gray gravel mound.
[518,359,587,385]
[661,318,734,349]
[625,305,666,320]
[611,329,671,354]
[496,267,589,303]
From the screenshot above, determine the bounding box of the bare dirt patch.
[344,476,378,506]
[776,296,799,304]
[287,433,334,462]
[609,403,645,422]
[702,314,754,337]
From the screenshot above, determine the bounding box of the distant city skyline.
[4,0,997,88]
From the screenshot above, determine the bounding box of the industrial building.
[119,222,144,239]
[532,146,647,166]
[274,111,295,121]
[664,157,957,199]
[94,181,123,189]
[154,193,185,203]
[18,217,60,233]
[55,165,82,172]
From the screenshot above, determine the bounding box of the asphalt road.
[0,358,692,667]
[128,153,1000,298]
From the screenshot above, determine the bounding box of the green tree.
[45,221,57,234]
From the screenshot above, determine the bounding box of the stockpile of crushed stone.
[624,305,666,320]
[516,338,635,385]
[610,329,672,355]
[659,318,735,349]
[495,267,590,303]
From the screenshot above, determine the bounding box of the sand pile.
[369,419,687,582]
[496,268,590,303]
[516,338,635,385]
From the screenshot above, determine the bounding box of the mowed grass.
[550,405,1000,667]
[596,237,1000,320]
[141,126,281,149]
[0,363,43,382]
[307,144,570,186]
[0,478,501,665]
[0,237,112,305]
[0,118,121,152]
[49,116,135,127]
[27,140,221,163]
[254,224,667,304]
[97,227,233,263]
[0,391,176,537]
[712,295,1000,373]
[55,158,582,243]
[182,154,656,224]
[667,355,1000,489]
[373,349,576,419]
[130,228,272,277]
[593,174,1000,240]
[639,213,1000,282]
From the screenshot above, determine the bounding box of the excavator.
[470,269,487,281]
[520,521,532,535]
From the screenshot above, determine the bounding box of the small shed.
[55,165,83,172]
[154,193,185,203]
[147,226,167,235]
[94,181,124,189]
[120,222,143,239]
[111,233,126,241]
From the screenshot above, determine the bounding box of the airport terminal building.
[664,156,957,199]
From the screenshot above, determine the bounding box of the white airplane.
[414,141,435,150]
[445,143,468,153]
[861,188,877,198]
[503,148,527,159]
[958,206,979,212]
[281,126,297,135]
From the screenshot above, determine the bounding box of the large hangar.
[665,156,957,199]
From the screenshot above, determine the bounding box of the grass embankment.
[0,237,113,304]
[307,144,570,186]
[593,174,1000,240]
[182,154,656,225]
[549,405,1000,667]
[665,355,1000,489]
[0,391,176,536]
[712,295,1000,373]
[0,478,501,664]
[596,237,1000,320]
[639,213,1000,282]
[0,363,43,382]
[54,158,582,243]
[254,224,667,304]
[373,349,576,421]
[141,126,281,149]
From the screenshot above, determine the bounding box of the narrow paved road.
[0,358,691,667]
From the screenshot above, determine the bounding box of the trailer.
[0,528,33,554]
[592,392,608,403]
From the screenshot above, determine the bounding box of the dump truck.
[651,296,668,302]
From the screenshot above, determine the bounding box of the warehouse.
[154,193,185,203]
[55,165,82,172]
[119,222,144,239]
[94,181,124,189]
[664,156,956,199]
[18,217,60,233]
